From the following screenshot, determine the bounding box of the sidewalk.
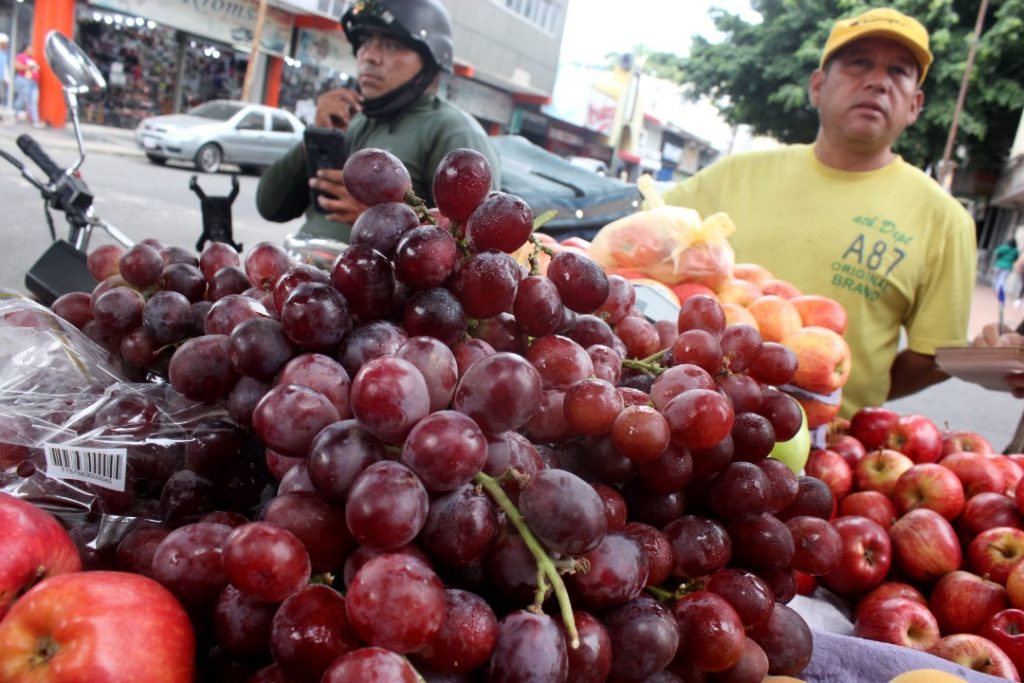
[0,116,141,158]
[970,280,1024,338]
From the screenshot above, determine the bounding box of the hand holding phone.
[304,127,346,213]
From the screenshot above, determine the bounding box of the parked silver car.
[135,100,305,173]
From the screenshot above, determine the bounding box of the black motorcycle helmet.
[340,0,454,73]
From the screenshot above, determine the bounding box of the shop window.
[271,113,295,133]
[237,111,265,131]
[501,0,560,33]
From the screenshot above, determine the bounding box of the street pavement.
[3,116,1022,451]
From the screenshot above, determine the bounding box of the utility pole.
[241,0,269,102]
[937,0,989,191]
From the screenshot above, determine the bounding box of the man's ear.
[906,89,924,126]
[808,68,824,108]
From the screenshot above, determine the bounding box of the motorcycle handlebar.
[16,134,65,185]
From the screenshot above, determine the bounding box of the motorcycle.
[0,31,134,305]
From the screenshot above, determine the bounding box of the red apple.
[839,490,898,530]
[819,515,892,598]
[848,407,899,451]
[929,570,1009,635]
[890,463,965,520]
[940,451,1005,498]
[855,581,927,622]
[671,281,717,305]
[854,448,914,498]
[804,449,853,503]
[794,570,818,596]
[928,633,1021,682]
[780,326,852,395]
[854,596,940,651]
[942,429,995,456]
[718,278,763,306]
[761,278,802,299]
[793,394,841,430]
[886,414,943,464]
[746,295,803,343]
[979,608,1024,675]
[991,455,1024,496]
[789,294,848,335]
[968,526,1024,585]
[888,508,962,582]
[827,433,868,470]
[732,263,774,287]
[0,492,81,619]
[0,570,194,682]
[961,492,1023,537]
[1009,561,1024,610]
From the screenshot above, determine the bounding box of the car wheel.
[195,144,223,173]
[145,154,167,165]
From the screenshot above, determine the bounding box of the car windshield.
[187,102,245,121]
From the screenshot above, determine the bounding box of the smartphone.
[304,127,346,213]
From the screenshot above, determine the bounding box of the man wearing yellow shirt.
[663,7,976,417]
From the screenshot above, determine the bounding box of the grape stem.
[473,471,580,649]
[645,578,702,602]
[532,209,558,231]
[404,189,437,226]
[526,234,556,276]
[621,351,667,376]
[645,585,674,601]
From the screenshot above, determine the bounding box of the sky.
[559,0,760,66]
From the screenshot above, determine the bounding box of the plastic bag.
[0,291,270,559]
[588,175,737,289]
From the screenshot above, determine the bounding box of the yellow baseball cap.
[820,7,933,85]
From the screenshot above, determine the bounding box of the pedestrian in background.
[0,33,10,119]
[1014,250,1024,308]
[13,43,42,128]
[992,236,1019,294]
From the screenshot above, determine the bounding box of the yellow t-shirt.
[663,144,976,416]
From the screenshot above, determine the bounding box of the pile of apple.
[807,406,1024,680]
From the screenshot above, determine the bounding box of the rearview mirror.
[44,30,106,95]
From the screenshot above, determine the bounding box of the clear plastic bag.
[588,175,737,288]
[0,291,269,558]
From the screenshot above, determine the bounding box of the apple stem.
[474,471,580,649]
[30,635,60,666]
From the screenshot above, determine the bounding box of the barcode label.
[43,444,128,492]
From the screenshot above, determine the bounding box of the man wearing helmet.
[257,0,500,242]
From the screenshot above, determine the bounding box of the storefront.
[73,1,294,128]
[277,19,356,124]
[74,8,252,128]
[26,0,298,129]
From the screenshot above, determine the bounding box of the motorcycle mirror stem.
[43,30,107,181]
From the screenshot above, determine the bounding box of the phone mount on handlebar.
[190,174,243,253]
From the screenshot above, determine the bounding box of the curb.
[0,122,143,159]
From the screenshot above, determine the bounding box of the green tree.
[653,0,1024,176]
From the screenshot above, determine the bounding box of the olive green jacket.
[256,93,501,242]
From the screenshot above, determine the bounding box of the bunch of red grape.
[16,147,844,682]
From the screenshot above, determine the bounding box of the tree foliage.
[642,0,1024,174]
